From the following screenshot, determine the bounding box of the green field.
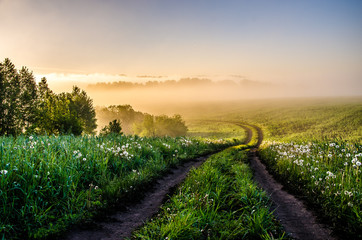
[0,134,243,239]
[132,143,287,239]
[1,97,361,239]
[184,98,362,238]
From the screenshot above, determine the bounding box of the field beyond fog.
[94,96,361,142]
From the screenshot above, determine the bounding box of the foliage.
[97,105,188,137]
[96,105,144,135]
[100,119,123,135]
[0,58,37,135]
[0,134,239,239]
[133,146,287,239]
[0,58,97,136]
[134,114,188,137]
[259,140,362,238]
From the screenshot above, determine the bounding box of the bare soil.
[62,124,338,240]
[63,155,210,240]
[248,125,337,240]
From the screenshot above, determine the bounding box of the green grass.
[132,145,287,240]
[219,98,362,142]
[184,99,362,238]
[0,134,240,239]
[259,140,362,238]
[187,121,246,141]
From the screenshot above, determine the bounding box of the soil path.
[248,125,337,240]
[63,126,252,240]
[63,155,210,240]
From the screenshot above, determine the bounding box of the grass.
[0,134,241,239]
[187,121,246,141]
[220,98,362,142]
[184,98,362,238]
[259,140,362,238]
[132,142,287,239]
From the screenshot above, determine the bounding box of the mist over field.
[41,74,361,117]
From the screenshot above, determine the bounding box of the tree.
[18,67,38,133]
[154,114,188,137]
[0,58,21,135]
[0,58,97,136]
[68,86,97,134]
[100,119,123,135]
[133,114,188,137]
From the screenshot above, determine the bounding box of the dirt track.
[63,124,337,240]
[248,126,337,240]
[63,154,212,240]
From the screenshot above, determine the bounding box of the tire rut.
[62,123,251,240]
[63,155,210,240]
[247,126,337,240]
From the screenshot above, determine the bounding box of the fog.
[82,78,361,117]
[43,75,361,118]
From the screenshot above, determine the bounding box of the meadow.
[1,97,361,239]
[259,140,361,237]
[182,98,361,238]
[132,142,287,239]
[0,133,244,239]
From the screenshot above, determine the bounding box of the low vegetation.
[259,140,362,238]
[0,134,241,239]
[132,145,287,239]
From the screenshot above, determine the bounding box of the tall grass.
[0,134,238,239]
[259,140,362,238]
[132,145,287,239]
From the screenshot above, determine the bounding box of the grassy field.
[183,97,362,142]
[259,140,361,237]
[1,97,361,239]
[184,98,362,238]
[187,121,246,140]
[132,144,287,239]
[0,134,242,239]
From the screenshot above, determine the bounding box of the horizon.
[1,0,361,98]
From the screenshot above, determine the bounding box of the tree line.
[97,105,188,137]
[0,58,97,136]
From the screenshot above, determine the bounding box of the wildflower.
[0,170,8,175]
[83,158,87,161]
[29,136,33,140]
[357,161,361,166]
[348,202,353,207]
[344,162,348,166]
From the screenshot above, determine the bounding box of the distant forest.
[87,78,266,90]
[96,105,188,137]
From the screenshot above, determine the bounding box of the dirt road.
[247,126,337,240]
[63,124,337,240]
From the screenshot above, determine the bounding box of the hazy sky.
[0,0,361,94]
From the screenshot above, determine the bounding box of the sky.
[0,0,361,96]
